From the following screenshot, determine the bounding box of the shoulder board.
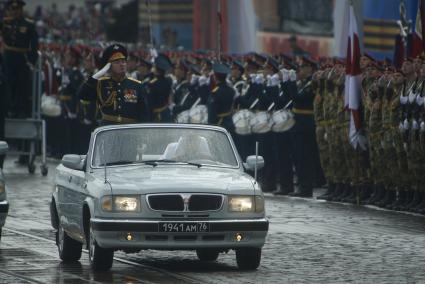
[98,76,111,81]
[25,18,34,24]
[127,77,141,84]
[212,86,219,93]
[149,78,158,84]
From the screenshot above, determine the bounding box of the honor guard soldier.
[79,44,150,125]
[137,57,154,87]
[1,0,39,118]
[289,57,323,197]
[147,54,173,122]
[172,59,198,119]
[207,62,235,131]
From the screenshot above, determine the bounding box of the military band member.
[146,54,173,122]
[79,44,150,125]
[172,59,198,120]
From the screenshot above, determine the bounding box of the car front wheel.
[235,247,262,270]
[196,248,220,261]
[57,222,82,262]
[88,225,113,271]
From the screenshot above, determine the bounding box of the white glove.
[357,133,368,151]
[190,74,199,85]
[249,73,257,82]
[150,48,158,59]
[412,119,419,130]
[288,69,297,81]
[400,95,408,105]
[83,118,92,125]
[420,121,425,132]
[408,91,417,104]
[399,122,404,133]
[403,118,410,130]
[198,75,208,86]
[255,74,265,84]
[280,68,289,82]
[67,112,77,119]
[92,63,111,79]
[270,73,280,87]
[416,95,424,106]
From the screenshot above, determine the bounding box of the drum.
[176,110,190,123]
[232,109,253,135]
[271,109,295,132]
[189,105,208,124]
[250,111,271,134]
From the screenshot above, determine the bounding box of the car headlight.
[101,195,140,212]
[228,195,264,213]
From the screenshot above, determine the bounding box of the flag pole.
[217,0,222,59]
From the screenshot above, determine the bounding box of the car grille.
[147,194,223,212]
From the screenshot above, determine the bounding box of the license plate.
[159,222,209,233]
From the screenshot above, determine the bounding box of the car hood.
[94,166,255,194]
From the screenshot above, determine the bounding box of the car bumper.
[0,200,9,227]
[91,218,269,250]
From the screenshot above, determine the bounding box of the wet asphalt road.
[1,157,425,284]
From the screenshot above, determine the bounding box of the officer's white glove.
[288,69,297,81]
[357,133,368,151]
[399,122,404,133]
[255,74,265,85]
[92,63,111,79]
[190,74,199,85]
[168,102,175,111]
[280,68,289,82]
[198,75,209,86]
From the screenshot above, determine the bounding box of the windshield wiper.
[104,160,154,166]
[143,159,202,168]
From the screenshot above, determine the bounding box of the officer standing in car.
[79,44,150,125]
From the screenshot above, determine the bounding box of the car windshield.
[92,127,238,168]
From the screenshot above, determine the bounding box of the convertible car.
[50,124,268,271]
[0,141,9,242]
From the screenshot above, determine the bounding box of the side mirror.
[0,141,8,155]
[62,154,85,171]
[244,155,264,171]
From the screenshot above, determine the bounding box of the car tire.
[88,225,113,271]
[235,247,261,270]
[57,222,82,262]
[196,248,220,261]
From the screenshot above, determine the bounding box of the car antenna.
[102,140,108,184]
[254,141,259,184]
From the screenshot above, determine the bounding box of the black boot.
[325,183,343,201]
[371,186,387,205]
[317,183,335,200]
[359,185,372,203]
[364,185,379,204]
[398,190,414,211]
[288,186,313,198]
[342,185,357,203]
[411,192,425,213]
[389,189,406,211]
[406,190,423,211]
[332,184,351,202]
[376,188,396,208]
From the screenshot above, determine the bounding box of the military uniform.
[147,54,173,122]
[1,0,38,117]
[79,44,150,126]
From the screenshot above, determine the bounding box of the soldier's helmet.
[101,44,128,66]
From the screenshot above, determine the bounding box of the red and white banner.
[344,4,366,150]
